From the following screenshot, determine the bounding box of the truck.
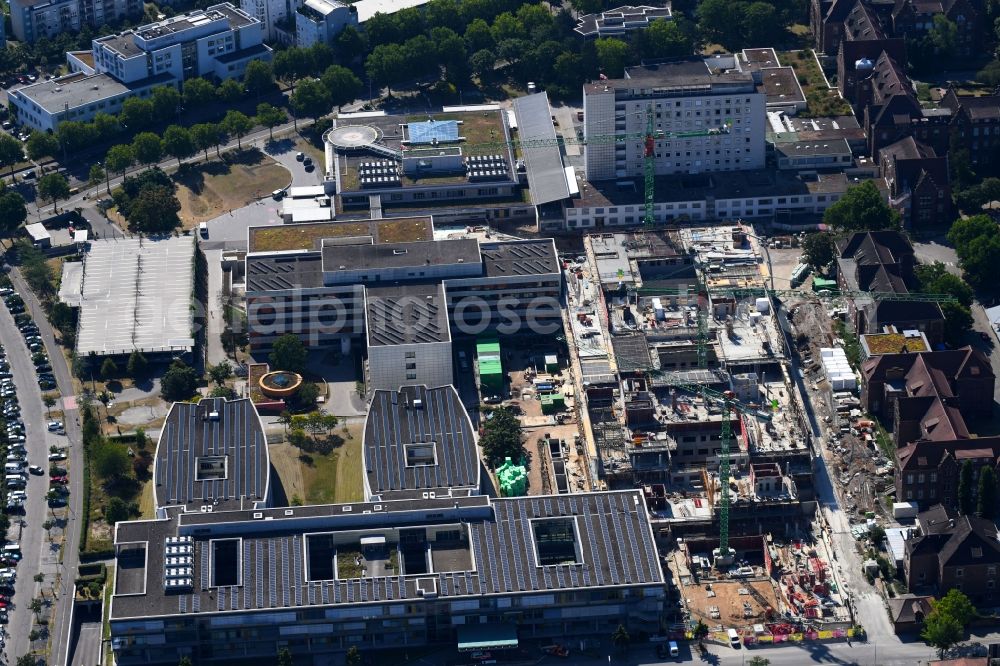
[892,502,919,519]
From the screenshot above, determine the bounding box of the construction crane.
[667,382,768,566]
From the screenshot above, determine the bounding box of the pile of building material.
[820,348,855,390]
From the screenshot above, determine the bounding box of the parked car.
[46,421,63,431]
[50,476,68,484]
[28,465,43,475]
[47,452,66,461]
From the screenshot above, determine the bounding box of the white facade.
[10,0,141,43]
[556,188,846,232]
[241,0,298,42]
[583,62,767,181]
[367,340,454,392]
[10,73,166,133]
[294,0,357,47]
[92,3,269,85]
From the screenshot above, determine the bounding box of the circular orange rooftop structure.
[259,371,303,399]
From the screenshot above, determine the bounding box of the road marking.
[61,395,77,411]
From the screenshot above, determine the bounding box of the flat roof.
[364,385,479,498]
[365,283,450,346]
[110,490,663,620]
[353,0,430,22]
[76,237,194,356]
[245,252,324,292]
[334,110,514,192]
[512,93,570,205]
[757,67,806,106]
[322,238,481,274]
[13,73,133,114]
[248,217,432,252]
[571,170,849,208]
[774,138,853,157]
[480,239,559,277]
[155,398,269,512]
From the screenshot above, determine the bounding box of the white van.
[727,628,741,648]
[2,544,20,556]
[5,475,25,488]
[4,462,23,474]
[198,222,208,238]
[668,641,679,657]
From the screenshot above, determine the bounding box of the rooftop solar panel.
[409,119,459,144]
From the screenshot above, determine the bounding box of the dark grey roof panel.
[512,92,571,206]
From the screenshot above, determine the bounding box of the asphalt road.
[0,274,68,662]
[67,620,101,666]
[6,268,84,666]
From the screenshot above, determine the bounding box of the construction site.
[556,223,852,644]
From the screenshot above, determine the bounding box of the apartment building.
[240,0,297,42]
[9,0,141,43]
[92,4,270,84]
[10,3,270,132]
[582,58,766,182]
[295,0,357,47]
[110,491,665,664]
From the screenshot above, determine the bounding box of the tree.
[698,0,743,50]
[16,654,36,666]
[321,65,363,110]
[748,658,771,666]
[922,606,963,658]
[274,47,312,85]
[823,180,901,231]
[161,359,198,401]
[291,79,332,121]
[595,37,631,78]
[915,262,974,307]
[191,123,221,161]
[959,459,975,515]
[126,184,181,233]
[743,2,781,46]
[277,647,293,666]
[345,646,361,666]
[569,0,603,13]
[243,60,274,101]
[92,441,130,481]
[269,334,307,374]
[217,78,245,104]
[93,112,122,141]
[163,125,195,166]
[365,43,407,97]
[336,25,367,60]
[120,97,154,130]
[801,232,834,271]
[255,103,285,141]
[928,14,958,58]
[0,188,27,238]
[464,18,494,52]
[131,132,163,166]
[978,466,997,518]
[105,144,134,180]
[612,624,630,652]
[36,173,69,212]
[638,17,696,60]
[209,360,233,385]
[25,131,59,161]
[57,121,98,157]
[105,496,130,524]
[940,301,974,346]
[294,381,320,409]
[178,657,193,666]
[100,357,118,380]
[183,78,217,107]
[222,110,253,150]
[948,215,996,255]
[151,85,182,123]
[88,163,106,194]
[470,49,497,78]
[935,588,976,627]
[479,407,525,468]
[43,394,55,417]
[127,350,148,379]
[0,133,24,178]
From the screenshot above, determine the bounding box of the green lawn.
[302,425,363,504]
